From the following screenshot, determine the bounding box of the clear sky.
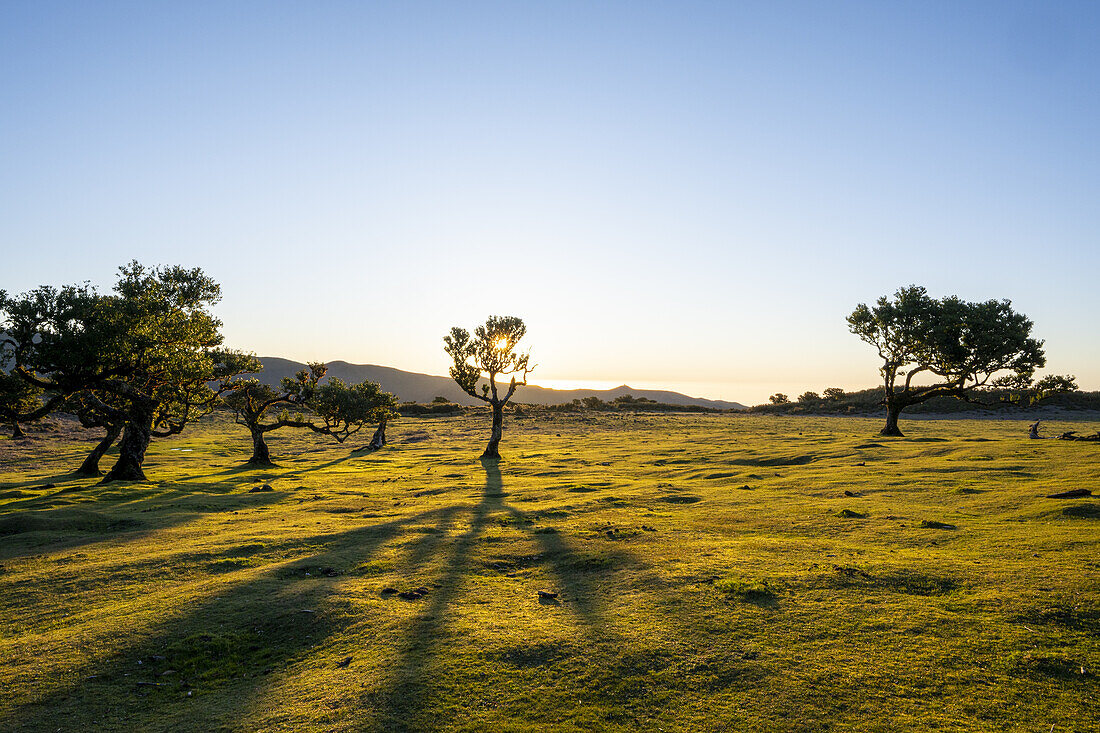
[2,1,1098,404]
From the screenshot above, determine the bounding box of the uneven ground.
[1,413,1098,732]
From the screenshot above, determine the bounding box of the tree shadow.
[360,458,674,731]
[0,483,294,565]
[4,459,727,732]
[1,504,468,732]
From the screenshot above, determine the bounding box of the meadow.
[1,412,1098,732]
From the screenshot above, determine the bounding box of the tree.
[443,315,533,459]
[225,366,398,464]
[848,285,1077,436]
[798,391,821,404]
[0,370,44,439]
[310,378,399,451]
[223,364,327,466]
[823,387,845,401]
[0,262,260,481]
[768,393,790,405]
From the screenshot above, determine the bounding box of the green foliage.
[848,285,1076,433]
[768,393,789,405]
[1,262,259,426]
[309,378,398,443]
[399,401,462,416]
[0,262,261,477]
[0,370,43,430]
[823,387,845,400]
[797,391,820,404]
[443,315,533,405]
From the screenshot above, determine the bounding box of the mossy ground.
[1,413,1098,732]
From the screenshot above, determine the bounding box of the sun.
[494,337,509,350]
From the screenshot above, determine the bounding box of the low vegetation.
[2,413,1097,732]
[752,387,1100,416]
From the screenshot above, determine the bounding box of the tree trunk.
[880,401,904,437]
[102,416,152,483]
[246,427,275,466]
[481,403,504,459]
[11,421,25,439]
[75,424,122,476]
[367,418,387,450]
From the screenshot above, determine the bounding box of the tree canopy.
[0,262,260,480]
[0,369,43,439]
[224,364,398,464]
[848,285,1076,436]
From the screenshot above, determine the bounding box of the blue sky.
[2,1,1098,403]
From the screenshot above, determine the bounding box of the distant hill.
[255,357,746,410]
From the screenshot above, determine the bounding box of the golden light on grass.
[1,413,1098,730]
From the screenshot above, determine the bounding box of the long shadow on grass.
[362,460,677,731]
[0,482,296,566]
[0,505,467,732]
[6,461,724,732]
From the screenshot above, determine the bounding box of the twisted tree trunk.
[246,427,275,466]
[102,409,153,483]
[481,402,504,459]
[880,401,904,437]
[367,418,387,450]
[75,423,122,476]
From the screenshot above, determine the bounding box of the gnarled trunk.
[367,418,387,450]
[481,403,504,459]
[246,427,275,466]
[10,421,25,439]
[102,413,153,483]
[76,423,122,476]
[880,401,904,437]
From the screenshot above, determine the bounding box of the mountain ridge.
[255,357,746,410]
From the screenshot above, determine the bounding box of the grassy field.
[1,412,1098,732]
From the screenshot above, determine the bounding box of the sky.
[2,1,1098,405]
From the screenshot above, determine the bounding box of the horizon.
[3,1,1098,401]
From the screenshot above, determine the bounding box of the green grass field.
[2,413,1098,732]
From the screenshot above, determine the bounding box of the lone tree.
[1,262,260,481]
[444,315,533,459]
[848,285,1076,436]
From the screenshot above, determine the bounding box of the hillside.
[255,357,746,410]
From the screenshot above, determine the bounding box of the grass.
[1,412,1098,732]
